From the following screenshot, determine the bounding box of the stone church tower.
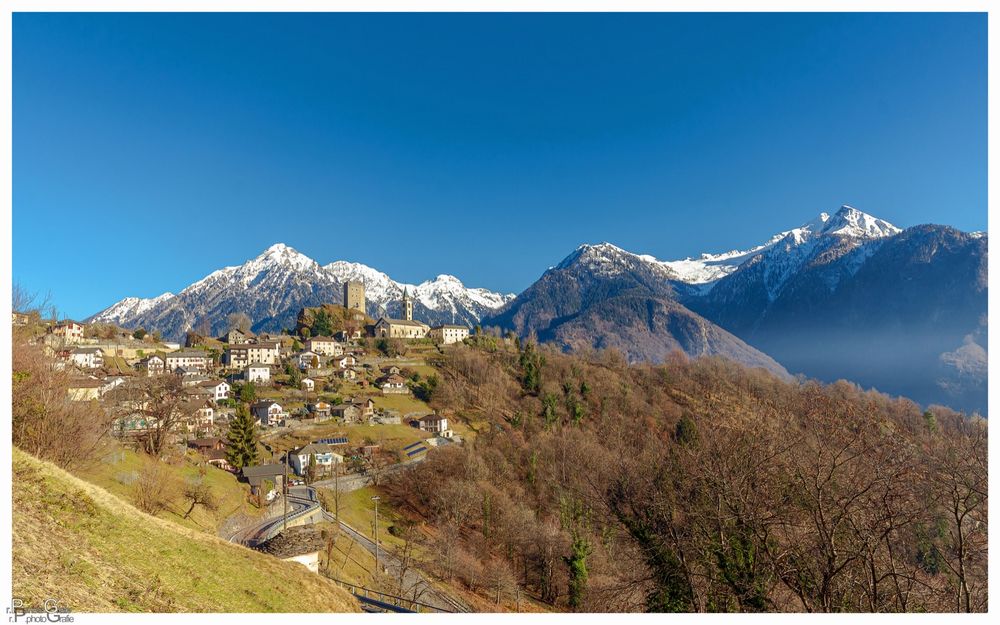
[402,287,413,321]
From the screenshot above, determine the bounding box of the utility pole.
[334,460,340,524]
[371,495,381,576]
[282,451,288,532]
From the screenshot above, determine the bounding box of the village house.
[296,350,322,371]
[428,324,470,345]
[241,464,286,497]
[301,377,315,392]
[417,413,450,436]
[338,368,357,381]
[181,373,212,387]
[330,402,361,423]
[188,437,225,452]
[382,365,401,375]
[334,329,363,342]
[288,443,344,477]
[251,400,287,427]
[100,376,127,396]
[197,379,230,402]
[223,328,254,344]
[164,349,212,373]
[136,354,166,376]
[224,342,280,368]
[245,364,271,385]
[333,354,357,369]
[182,400,215,433]
[308,401,332,420]
[378,373,410,395]
[68,347,104,369]
[51,320,85,343]
[67,377,104,401]
[305,337,343,357]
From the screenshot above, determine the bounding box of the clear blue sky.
[14,12,986,319]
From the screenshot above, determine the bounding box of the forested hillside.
[385,339,987,612]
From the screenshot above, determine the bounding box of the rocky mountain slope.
[483,242,790,377]
[484,206,987,413]
[88,244,515,340]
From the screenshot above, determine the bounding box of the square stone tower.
[344,281,365,314]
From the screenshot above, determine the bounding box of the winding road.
[228,481,469,613]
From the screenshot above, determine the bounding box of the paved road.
[226,486,318,546]
[320,509,469,613]
[226,482,468,613]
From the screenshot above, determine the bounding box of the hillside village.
[13,279,494,611]
[22,279,471,458]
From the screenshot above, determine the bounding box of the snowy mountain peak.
[820,205,900,239]
[557,242,631,269]
[254,243,320,272]
[89,245,514,339]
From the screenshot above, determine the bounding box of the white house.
[417,414,450,435]
[288,443,344,477]
[379,374,410,395]
[224,342,280,368]
[68,347,104,369]
[137,354,165,376]
[333,355,357,369]
[198,380,231,402]
[428,324,470,345]
[245,364,271,385]
[297,350,321,371]
[301,378,315,392]
[164,349,212,372]
[51,320,85,343]
[305,337,343,357]
[250,400,287,426]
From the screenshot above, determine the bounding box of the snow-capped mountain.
[89,292,175,326]
[658,205,901,292]
[483,241,789,377]
[88,243,515,340]
[483,205,986,414]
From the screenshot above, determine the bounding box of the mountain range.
[89,205,987,413]
[89,243,515,340]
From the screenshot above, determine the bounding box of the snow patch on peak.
[87,291,176,325]
[820,205,900,239]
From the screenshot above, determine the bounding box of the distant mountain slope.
[88,244,515,340]
[486,206,986,414]
[688,222,987,413]
[483,243,789,377]
[12,447,359,613]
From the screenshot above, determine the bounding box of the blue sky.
[14,12,986,319]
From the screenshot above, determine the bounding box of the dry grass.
[12,447,360,613]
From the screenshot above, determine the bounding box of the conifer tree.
[226,404,259,470]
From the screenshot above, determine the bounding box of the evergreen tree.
[239,381,257,404]
[312,309,334,337]
[226,404,259,470]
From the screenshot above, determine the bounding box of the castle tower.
[402,287,413,321]
[344,281,365,314]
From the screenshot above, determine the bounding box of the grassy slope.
[12,448,360,613]
[74,444,262,534]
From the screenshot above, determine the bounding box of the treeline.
[383,341,987,613]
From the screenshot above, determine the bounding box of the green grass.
[266,422,430,458]
[76,444,262,534]
[12,448,359,613]
[322,486,408,551]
